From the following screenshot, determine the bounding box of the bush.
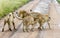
[0,0,29,18]
[57,0,60,3]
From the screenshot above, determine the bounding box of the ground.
[0,0,60,38]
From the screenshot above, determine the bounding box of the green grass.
[0,0,29,18]
[57,0,60,3]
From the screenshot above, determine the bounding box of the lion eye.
[9,15,11,16]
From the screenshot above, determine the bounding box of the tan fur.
[17,10,37,32]
[2,13,16,32]
[23,16,36,32]
[30,12,51,30]
[18,10,30,18]
[16,10,51,31]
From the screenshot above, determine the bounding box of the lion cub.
[30,12,51,30]
[2,13,16,32]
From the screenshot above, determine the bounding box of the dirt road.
[0,0,40,38]
[0,0,60,38]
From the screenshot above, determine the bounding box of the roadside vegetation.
[0,0,29,19]
[57,0,60,3]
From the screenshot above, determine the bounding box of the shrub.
[57,0,60,3]
[0,0,29,18]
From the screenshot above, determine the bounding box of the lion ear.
[45,14,48,16]
[9,13,12,16]
[20,10,26,13]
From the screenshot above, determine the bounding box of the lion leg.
[23,25,26,32]
[38,22,42,30]
[23,22,26,32]
[2,20,6,32]
[8,21,12,31]
[42,25,45,30]
[26,25,29,32]
[31,24,35,32]
[48,22,51,29]
[41,22,45,30]
[12,21,16,30]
